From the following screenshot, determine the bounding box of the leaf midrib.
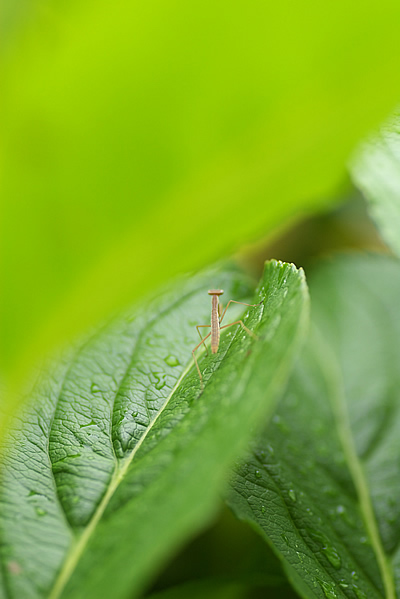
[48,353,195,599]
[48,282,251,599]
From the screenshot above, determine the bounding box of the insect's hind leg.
[192,331,212,391]
[196,324,211,356]
[219,300,262,324]
[220,320,258,339]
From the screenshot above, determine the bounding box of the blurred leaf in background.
[351,110,400,258]
[146,507,299,599]
[2,0,400,407]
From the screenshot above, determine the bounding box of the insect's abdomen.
[211,295,220,354]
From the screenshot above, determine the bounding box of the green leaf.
[227,254,400,599]
[0,260,308,599]
[146,577,298,599]
[147,580,251,599]
[351,111,400,256]
[2,0,400,393]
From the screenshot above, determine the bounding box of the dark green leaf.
[146,577,298,599]
[0,260,308,599]
[227,254,400,599]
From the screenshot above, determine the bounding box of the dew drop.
[164,355,180,367]
[351,571,359,581]
[281,533,289,544]
[309,529,341,569]
[324,546,341,569]
[339,581,349,589]
[288,489,297,502]
[35,507,46,517]
[261,505,266,514]
[90,383,101,394]
[255,470,262,479]
[353,585,367,599]
[320,581,337,599]
[335,504,356,528]
[80,421,96,429]
[283,288,288,298]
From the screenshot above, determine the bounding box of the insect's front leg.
[218,301,223,319]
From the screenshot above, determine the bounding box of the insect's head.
[208,289,224,296]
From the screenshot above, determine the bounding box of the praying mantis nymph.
[192,289,262,390]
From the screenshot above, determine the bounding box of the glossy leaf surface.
[352,111,400,257]
[227,254,400,599]
[0,260,308,599]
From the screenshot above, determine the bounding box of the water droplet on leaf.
[164,355,180,367]
[309,529,341,569]
[320,581,337,599]
[281,533,289,544]
[353,585,367,599]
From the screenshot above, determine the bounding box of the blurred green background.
[1,0,400,411]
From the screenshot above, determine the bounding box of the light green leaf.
[2,0,400,393]
[351,111,400,256]
[227,254,400,599]
[0,260,308,599]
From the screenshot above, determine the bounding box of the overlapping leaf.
[227,254,400,599]
[352,110,400,257]
[0,260,308,599]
